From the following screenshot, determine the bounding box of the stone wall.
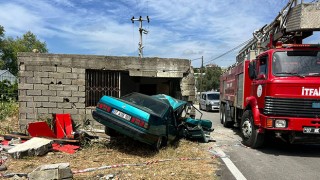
[17,53,195,131]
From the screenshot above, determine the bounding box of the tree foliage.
[0,27,48,75]
[197,65,222,92]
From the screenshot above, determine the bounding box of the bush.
[0,100,18,121]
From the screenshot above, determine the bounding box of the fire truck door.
[252,55,268,108]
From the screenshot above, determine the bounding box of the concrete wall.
[17,53,195,131]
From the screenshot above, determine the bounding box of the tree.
[0,29,48,75]
[0,25,5,69]
[201,65,223,91]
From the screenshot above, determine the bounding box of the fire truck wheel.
[222,105,232,128]
[241,110,265,148]
[220,105,224,124]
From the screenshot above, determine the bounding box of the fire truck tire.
[220,105,224,124]
[241,110,265,148]
[223,105,232,128]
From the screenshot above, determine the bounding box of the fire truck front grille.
[264,97,320,118]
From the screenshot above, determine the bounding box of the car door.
[167,108,178,141]
[200,93,206,109]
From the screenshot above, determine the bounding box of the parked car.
[199,91,220,111]
[92,92,213,150]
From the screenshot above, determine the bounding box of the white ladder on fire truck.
[236,0,320,63]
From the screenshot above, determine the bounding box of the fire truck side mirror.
[248,61,257,80]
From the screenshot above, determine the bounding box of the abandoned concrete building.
[17,53,195,131]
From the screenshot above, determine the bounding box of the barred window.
[85,70,120,107]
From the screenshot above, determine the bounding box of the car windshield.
[272,51,320,77]
[121,93,169,117]
[207,93,220,100]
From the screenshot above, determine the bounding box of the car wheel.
[206,105,210,112]
[104,127,118,137]
[153,137,163,151]
[220,104,224,124]
[241,110,265,148]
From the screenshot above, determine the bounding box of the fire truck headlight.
[275,119,287,128]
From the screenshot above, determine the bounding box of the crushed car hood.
[152,94,187,111]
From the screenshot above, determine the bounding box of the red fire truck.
[219,0,320,148]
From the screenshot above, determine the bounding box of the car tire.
[220,104,224,124]
[241,110,265,148]
[104,127,118,137]
[153,137,164,151]
[206,105,210,112]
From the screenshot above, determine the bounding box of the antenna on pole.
[131,16,150,58]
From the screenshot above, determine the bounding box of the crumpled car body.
[92,92,213,150]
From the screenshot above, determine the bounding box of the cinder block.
[27,77,42,84]
[41,78,56,84]
[25,65,39,71]
[19,102,26,108]
[78,109,86,114]
[78,73,85,79]
[78,98,85,103]
[72,91,85,97]
[42,66,56,72]
[72,68,85,74]
[20,113,26,119]
[20,107,35,113]
[57,90,71,97]
[27,102,42,108]
[26,113,37,119]
[49,85,64,91]
[42,102,57,108]
[63,109,78,115]
[49,96,64,102]
[27,90,42,96]
[28,163,73,180]
[57,67,71,73]
[66,97,78,103]
[18,83,33,90]
[19,90,27,96]
[72,79,85,86]
[34,84,49,90]
[19,96,33,102]
[74,103,85,109]
[48,72,64,79]
[63,85,78,91]
[34,72,49,78]
[20,64,25,71]
[42,90,57,96]
[19,71,33,77]
[64,73,78,79]
[34,96,49,102]
[48,108,64,114]
[57,102,72,109]
[37,108,49,114]
[19,77,26,84]
[78,86,85,92]
[57,79,71,85]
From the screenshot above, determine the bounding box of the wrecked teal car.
[92,92,213,150]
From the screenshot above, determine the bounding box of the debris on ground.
[28,163,73,180]
[8,137,53,159]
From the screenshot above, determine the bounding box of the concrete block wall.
[17,53,194,132]
[18,64,86,131]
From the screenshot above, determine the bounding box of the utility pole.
[200,56,203,92]
[131,16,150,58]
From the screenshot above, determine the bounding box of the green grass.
[0,101,18,121]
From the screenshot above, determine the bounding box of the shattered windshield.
[272,51,320,77]
[121,93,169,117]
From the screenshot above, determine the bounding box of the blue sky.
[0,0,319,68]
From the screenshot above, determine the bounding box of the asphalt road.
[196,107,320,180]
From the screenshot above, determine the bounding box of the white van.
[199,91,220,111]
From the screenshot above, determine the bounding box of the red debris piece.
[52,143,80,154]
[55,114,73,139]
[27,121,56,138]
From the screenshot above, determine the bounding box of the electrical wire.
[203,38,253,65]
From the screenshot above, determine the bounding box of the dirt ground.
[0,117,220,179]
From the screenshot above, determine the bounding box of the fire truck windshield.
[272,51,320,77]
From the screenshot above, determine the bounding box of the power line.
[203,38,253,65]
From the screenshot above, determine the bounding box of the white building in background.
[0,70,17,84]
